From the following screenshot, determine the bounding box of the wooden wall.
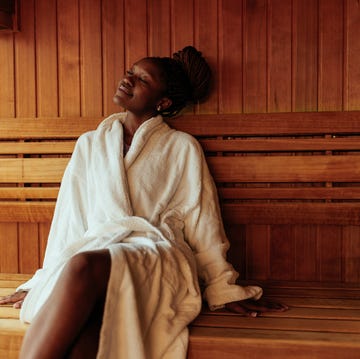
[0,0,360,280]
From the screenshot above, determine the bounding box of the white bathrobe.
[18,113,262,358]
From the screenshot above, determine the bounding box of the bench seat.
[1,274,360,359]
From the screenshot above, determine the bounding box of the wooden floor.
[1,274,360,359]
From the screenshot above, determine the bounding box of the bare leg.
[19,249,111,359]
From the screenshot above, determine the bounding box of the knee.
[65,251,111,295]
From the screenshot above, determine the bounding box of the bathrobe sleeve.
[179,136,262,310]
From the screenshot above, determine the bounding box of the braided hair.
[146,46,212,118]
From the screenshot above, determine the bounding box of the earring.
[157,105,162,112]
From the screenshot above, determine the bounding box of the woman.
[0,46,287,359]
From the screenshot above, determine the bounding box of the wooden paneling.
[0,0,360,279]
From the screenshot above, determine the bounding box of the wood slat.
[0,141,75,154]
[200,137,360,152]
[168,112,360,136]
[0,187,59,199]
[0,118,100,139]
[192,314,360,334]
[0,202,55,222]
[0,158,69,183]
[219,187,360,200]
[222,203,360,225]
[188,327,360,359]
[208,155,360,183]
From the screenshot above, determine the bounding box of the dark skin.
[0,58,287,358]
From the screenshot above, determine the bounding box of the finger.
[225,302,258,317]
[13,300,24,309]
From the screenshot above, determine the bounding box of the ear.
[157,97,172,111]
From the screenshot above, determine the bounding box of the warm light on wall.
[0,0,19,32]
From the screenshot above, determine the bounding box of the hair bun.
[172,46,212,103]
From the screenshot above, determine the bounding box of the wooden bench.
[1,112,360,358]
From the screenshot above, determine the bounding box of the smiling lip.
[118,84,133,96]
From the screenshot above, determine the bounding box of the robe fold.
[18,113,262,358]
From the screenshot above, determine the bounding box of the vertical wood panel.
[39,223,51,264]
[80,0,103,116]
[318,0,344,111]
[195,0,218,114]
[171,0,194,51]
[243,0,268,113]
[343,226,360,283]
[124,0,148,67]
[218,0,243,113]
[18,224,39,273]
[318,226,342,282]
[35,0,58,116]
[346,0,360,110]
[0,33,14,117]
[0,224,18,273]
[148,0,171,57]
[0,11,17,273]
[102,0,125,115]
[15,0,39,273]
[268,0,292,112]
[294,225,318,281]
[246,225,270,280]
[270,226,295,280]
[15,0,36,117]
[57,0,80,116]
[292,0,318,111]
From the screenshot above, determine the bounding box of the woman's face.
[113,59,167,118]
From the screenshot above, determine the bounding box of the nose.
[123,76,134,87]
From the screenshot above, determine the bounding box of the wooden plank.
[148,0,171,57]
[192,314,360,334]
[102,0,125,116]
[343,225,360,283]
[18,223,40,274]
[0,113,360,139]
[80,0,103,117]
[218,187,360,200]
[35,0,58,116]
[188,327,360,359]
[171,0,194,53]
[207,155,360,183]
[167,111,360,136]
[318,0,344,111]
[0,118,100,139]
[124,0,148,67]
[243,0,267,113]
[346,0,360,110]
[0,187,59,200]
[0,33,14,117]
[0,141,75,155]
[0,158,68,183]
[222,203,360,225]
[194,0,218,114]
[294,225,318,281]
[57,0,80,117]
[292,0,318,111]
[14,0,36,117]
[0,202,55,223]
[269,225,295,280]
[200,137,360,152]
[218,0,243,113]
[318,226,343,282]
[268,0,292,112]
[0,224,18,273]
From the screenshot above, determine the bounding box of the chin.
[113,94,124,107]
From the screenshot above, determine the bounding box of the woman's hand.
[0,290,28,309]
[225,297,288,317]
